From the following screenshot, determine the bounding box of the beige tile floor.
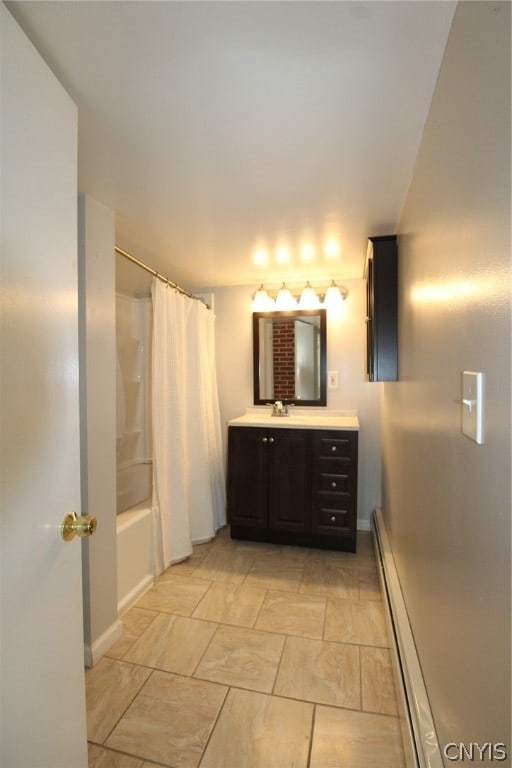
[87,528,405,768]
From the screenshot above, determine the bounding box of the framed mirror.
[253,309,327,406]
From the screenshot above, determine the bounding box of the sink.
[228,410,359,431]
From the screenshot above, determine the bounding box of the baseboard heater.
[372,508,444,768]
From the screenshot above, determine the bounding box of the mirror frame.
[252,309,327,406]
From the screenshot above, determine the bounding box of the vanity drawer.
[317,472,350,496]
[312,502,356,536]
[314,432,356,462]
[311,430,358,544]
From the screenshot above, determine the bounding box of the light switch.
[328,371,339,389]
[462,371,484,444]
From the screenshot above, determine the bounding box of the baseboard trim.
[372,508,444,768]
[117,574,155,616]
[84,618,123,668]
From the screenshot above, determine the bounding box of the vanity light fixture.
[251,280,348,311]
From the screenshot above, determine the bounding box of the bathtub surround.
[151,279,226,570]
[115,293,152,513]
[78,195,122,666]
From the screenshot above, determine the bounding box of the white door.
[0,6,88,767]
[295,320,316,400]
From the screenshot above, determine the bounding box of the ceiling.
[7,1,456,291]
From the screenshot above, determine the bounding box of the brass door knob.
[61,512,98,542]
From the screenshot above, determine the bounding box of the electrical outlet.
[328,371,339,389]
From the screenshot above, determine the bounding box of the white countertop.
[228,408,359,431]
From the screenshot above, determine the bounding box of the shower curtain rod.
[115,245,204,303]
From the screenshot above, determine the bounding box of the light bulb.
[275,283,297,310]
[299,282,320,309]
[252,284,274,311]
[323,282,341,306]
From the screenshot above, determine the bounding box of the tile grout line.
[104,607,161,662]
[89,742,167,768]
[358,643,363,712]
[189,618,221,679]
[270,633,289,696]
[321,591,328,641]
[306,703,317,768]
[251,585,270,629]
[100,666,156,748]
[197,685,232,768]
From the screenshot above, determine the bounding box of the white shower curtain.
[151,279,226,572]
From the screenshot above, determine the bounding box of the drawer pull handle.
[330,515,337,523]
[331,481,337,488]
[331,446,337,453]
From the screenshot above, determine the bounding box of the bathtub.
[116,499,154,614]
[117,460,152,514]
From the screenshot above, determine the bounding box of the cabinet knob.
[268,437,274,443]
[262,437,268,443]
[331,445,337,453]
[330,515,337,523]
[331,481,337,488]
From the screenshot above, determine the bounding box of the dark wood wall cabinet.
[227,426,358,552]
[365,235,398,381]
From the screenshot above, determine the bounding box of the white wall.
[209,279,382,529]
[78,194,121,665]
[382,0,510,755]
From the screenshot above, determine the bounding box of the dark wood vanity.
[227,417,358,552]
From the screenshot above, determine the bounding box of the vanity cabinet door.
[227,427,310,533]
[268,428,310,533]
[227,427,269,528]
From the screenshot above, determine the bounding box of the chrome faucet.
[272,400,290,417]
